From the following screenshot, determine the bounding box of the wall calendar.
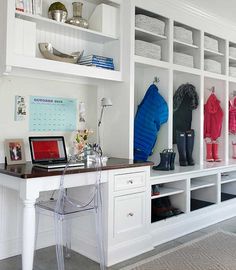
[29,96,77,132]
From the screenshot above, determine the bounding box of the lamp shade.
[101,97,112,107]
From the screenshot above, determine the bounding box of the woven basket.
[174,52,194,68]
[135,14,165,35]
[204,36,219,52]
[204,59,221,74]
[135,40,161,60]
[174,26,193,44]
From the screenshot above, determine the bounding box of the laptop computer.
[29,136,84,169]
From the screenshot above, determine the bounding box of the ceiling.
[180,0,236,25]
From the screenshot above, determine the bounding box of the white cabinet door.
[114,192,146,241]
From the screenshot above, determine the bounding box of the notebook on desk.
[29,136,84,169]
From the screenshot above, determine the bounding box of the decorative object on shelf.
[152,149,176,171]
[135,14,165,35]
[66,2,88,29]
[135,40,161,60]
[48,2,68,23]
[38,43,83,64]
[4,139,26,165]
[174,52,194,68]
[204,59,221,74]
[89,4,119,37]
[97,97,112,155]
[174,26,193,44]
[176,129,195,166]
[204,87,223,162]
[78,54,114,70]
[204,35,219,52]
[173,83,199,144]
[134,82,168,161]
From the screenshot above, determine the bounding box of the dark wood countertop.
[0,158,153,179]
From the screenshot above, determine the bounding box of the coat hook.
[153,76,160,85]
[207,86,215,93]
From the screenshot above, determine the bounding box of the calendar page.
[29,96,77,132]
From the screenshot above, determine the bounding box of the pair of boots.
[153,149,176,171]
[176,130,194,166]
[206,141,221,162]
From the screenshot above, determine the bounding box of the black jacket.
[173,83,199,143]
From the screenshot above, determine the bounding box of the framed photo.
[4,139,26,165]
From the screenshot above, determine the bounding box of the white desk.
[0,160,151,270]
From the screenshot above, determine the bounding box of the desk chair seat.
[35,149,105,270]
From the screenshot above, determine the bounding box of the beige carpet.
[120,231,236,270]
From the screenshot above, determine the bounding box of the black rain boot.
[176,131,188,166]
[153,150,171,171]
[170,151,176,170]
[186,129,195,166]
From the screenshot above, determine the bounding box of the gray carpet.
[120,231,236,270]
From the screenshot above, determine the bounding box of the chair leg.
[95,187,106,270]
[64,219,72,259]
[54,214,65,270]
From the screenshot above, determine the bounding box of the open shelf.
[174,39,198,50]
[15,11,119,43]
[191,180,215,191]
[204,49,224,57]
[221,192,236,202]
[190,198,214,211]
[134,55,170,69]
[151,186,184,199]
[135,27,167,43]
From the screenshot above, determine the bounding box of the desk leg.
[22,199,36,270]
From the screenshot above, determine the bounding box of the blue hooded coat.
[134,84,168,161]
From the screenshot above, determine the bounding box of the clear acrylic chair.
[35,148,105,270]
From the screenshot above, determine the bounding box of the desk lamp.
[97,97,112,153]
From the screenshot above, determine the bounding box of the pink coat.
[229,97,236,134]
[204,93,223,140]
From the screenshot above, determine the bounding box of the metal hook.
[153,76,160,85]
[207,86,215,93]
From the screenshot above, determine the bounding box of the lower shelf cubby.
[190,198,214,211]
[151,193,185,223]
[221,174,236,201]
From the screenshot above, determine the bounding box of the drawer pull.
[128,180,133,184]
[128,212,134,217]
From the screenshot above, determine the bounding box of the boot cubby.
[228,82,236,161]
[204,77,227,163]
[151,180,186,223]
[221,171,236,201]
[134,64,171,166]
[173,71,201,165]
[190,174,218,211]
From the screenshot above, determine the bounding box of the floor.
[1,216,236,270]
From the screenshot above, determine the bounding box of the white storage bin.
[204,59,221,74]
[89,4,119,37]
[229,47,236,58]
[229,66,236,77]
[174,52,194,68]
[135,14,165,35]
[204,36,219,52]
[135,40,161,60]
[174,26,193,44]
[14,18,36,57]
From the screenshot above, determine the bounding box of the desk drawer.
[114,192,145,239]
[114,171,146,192]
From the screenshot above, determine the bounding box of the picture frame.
[4,139,26,165]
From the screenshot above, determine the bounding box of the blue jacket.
[134,84,168,161]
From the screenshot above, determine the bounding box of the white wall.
[0,75,98,163]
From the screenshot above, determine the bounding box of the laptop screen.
[29,136,67,163]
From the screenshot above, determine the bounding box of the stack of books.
[78,55,115,70]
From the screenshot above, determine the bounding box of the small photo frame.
[4,139,26,165]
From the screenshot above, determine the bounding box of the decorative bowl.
[48,10,68,23]
[38,43,83,64]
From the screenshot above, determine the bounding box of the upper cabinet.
[2,0,122,81]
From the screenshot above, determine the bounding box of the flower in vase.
[75,129,93,152]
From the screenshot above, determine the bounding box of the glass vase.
[66,2,89,29]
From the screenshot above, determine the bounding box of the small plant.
[48,2,67,12]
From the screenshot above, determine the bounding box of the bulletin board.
[29,96,77,132]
